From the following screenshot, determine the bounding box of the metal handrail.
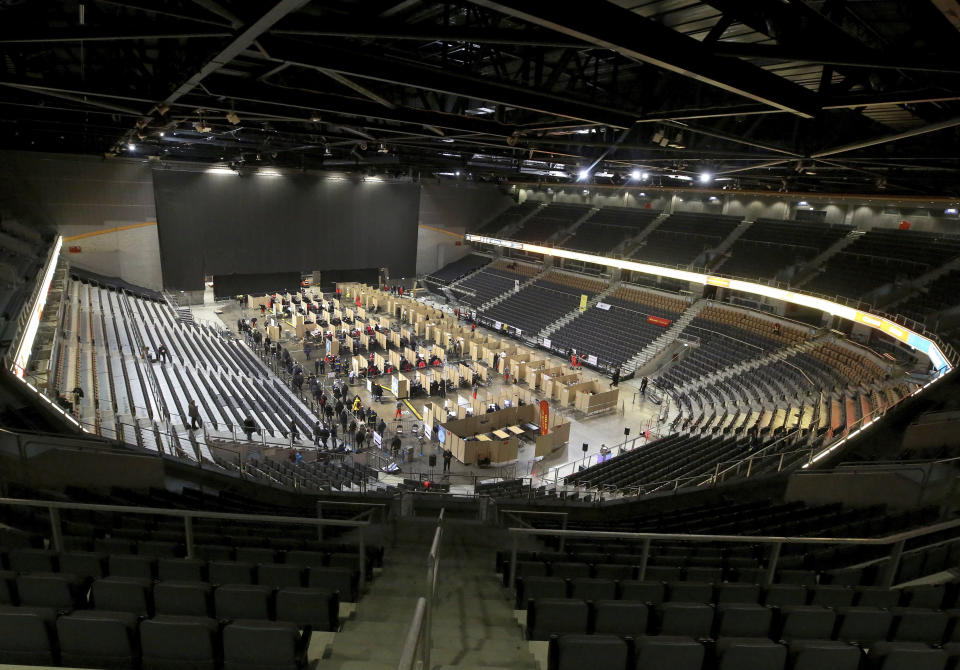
[397,597,427,670]
[504,516,960,589]
[0,496,371,586]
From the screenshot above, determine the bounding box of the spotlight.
[127,143,136,151]
[699,171,712,184]
[630,169,641,180]
[578,169,589,180]
[226,112,240,125]
[159,132,165,137]
[641,171,649,180]
[455,170,461,177]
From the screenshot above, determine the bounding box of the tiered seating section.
[805,228,960,300]
[0,218,49,335]
[499,501,954,670]
[660,307,803,391]
[718,218,853,280]
[0,484,384,668]
[452,261,539,309]
[562,207,660,253]
[512,203,592,243]
[59,278,327,469]
[473,200,540,236]
[425,253,490,285]
[549,285,689,368]
[899,269,960,323]
[215,453,377,493]
[481,271,607,336]
[632,212,742,267]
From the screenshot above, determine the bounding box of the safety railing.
[504,516,960,590]
[500,509,568,551]
[398,507,445,670]
[0,497,374,590]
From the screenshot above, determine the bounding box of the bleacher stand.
[481,272,607,336]
[512,203,592,243]
[632,212,742,268]
[563,208,660,254]
[473,201,540,237]
[718,219,853,280]
[452,261,539,309]
[425,254,491,286]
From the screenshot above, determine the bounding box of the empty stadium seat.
[0,605,58,665]
[570,578,616,601]
[16,572,85,609]
[528,598,589,641]
[275,587,339,631]
[210,561,256,585]
[635,635,704,670]
[548,634,629,670]
[60,551,108,580]
[257,564,303,588]
[158,557,206,582]
[154,580,213,617]
[308,567,358,602]
[592,600,647,637]
[657,602,714,637]
[778,605,836,641]
[109,554,156,580]
[7,548,58,572]
[223,619,307,670]
[867,641,947,670]
[518,576,568,607]
[835,606,894,644]
[715,603,773,637]
[58,609,140,670]
[140,615,220,670]
[788,639,862,670]
[716,637,787,670]
[92,576,153,616]
[215,584,274,620]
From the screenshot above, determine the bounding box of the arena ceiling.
[2,0,960,196]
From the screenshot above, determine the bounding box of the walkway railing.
[503,516,960,590]
[0,497,374,589]
[398,507,445,670]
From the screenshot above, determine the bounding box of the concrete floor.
[192,291,667,491]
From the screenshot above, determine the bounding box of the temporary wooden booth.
[440,403,571,465]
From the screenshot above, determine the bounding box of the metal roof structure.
[2,0,959,195]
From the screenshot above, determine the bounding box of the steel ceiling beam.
[811,115,960,158]
[465,0,819,118]
[710,42,960,74]
[161,0,311,106]
[0,25,233,43]
[271,25,586,47]
[260,39,642,127]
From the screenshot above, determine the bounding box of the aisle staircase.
[624,298,707,372]
[619,211,670,257]
[537,281,620,340]
[321,517,536,670]
[792,229,866,287]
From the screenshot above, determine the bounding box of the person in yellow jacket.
[352,395,362,413]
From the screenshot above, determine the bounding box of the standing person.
[318,423,330,449]
[352,395,362,414]
[313,421,323,447]
[640,376,648,398]
[472,383,479,400]
[243,415,259,440]
[319,359,326,374]
[355,424,366,450]
[315,358,321,375]
[347,419,357,447]
[188,400,202,430]
[72,385,84,407]
[377,417,387,436]
[612,367,621,388]
[329,422,338,448]
[289,419,300,444]
[390,434,402,461]
[442,448,453,473]
[394,401,403,420]
[159,344,170,364]
[339,408,349,436]
[304,342,312,360]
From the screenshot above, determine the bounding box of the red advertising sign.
[68,246,82,253]
[539,400,549,436]
[647,315,671,327]
[899,220,911,230]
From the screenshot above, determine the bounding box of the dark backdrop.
[213,272,301,299]
[153,171,419,290]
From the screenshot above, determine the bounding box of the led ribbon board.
[12,236,63,378]
[465,234,952,375]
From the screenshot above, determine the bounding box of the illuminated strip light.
[466,234,952,374]
[12,236,63,378]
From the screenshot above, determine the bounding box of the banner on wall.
[648,315,672,327]
[596,302,611,310]
[579,294,588,312]
[539,400,550,436]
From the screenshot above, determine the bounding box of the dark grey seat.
[223,619,306,670]
[16,572,85,609]
[788,639,862,670]
[57,609,140,670]
[551,562,591,579]
[715,603,772,638]
[308,567,358,602]
[810,586,857,608]
[196,545,234,561]
[140,614,219,670]
[867,641,947,670]
[209,561,255,585]
[0,570,16,604]
[716,637,786,670]
[857,588,901,608]
[528,598,589,641]
[257,564,303,589]
[235,548,277,564]
[158,558,206,582]
[594,564,634,581]
[764,585,807,607]
[215,584,274,620]
[154,580,213,617]
[518,576,568,608]
[646,566,683,582]
[592,600,647,637]
[835,606,894,645]
[668,581,714,603]
[92,576,153,616]
[283,551,326,568]
[0,605,58,665]
[275,587,339,631]
[716,583,761,604]
[570,578,616,601]
[778,605,836,641]
[657,602,714,638]
[137,541,182,558]
[60,552,108,580]
[109,554,156,580]
[619,580,664,604]
[890,607,949,643]
[7,548,58,573]
[549,634,629,670]
[902,586,945,610]
[94,538,136,555]
[635,635,704,670]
